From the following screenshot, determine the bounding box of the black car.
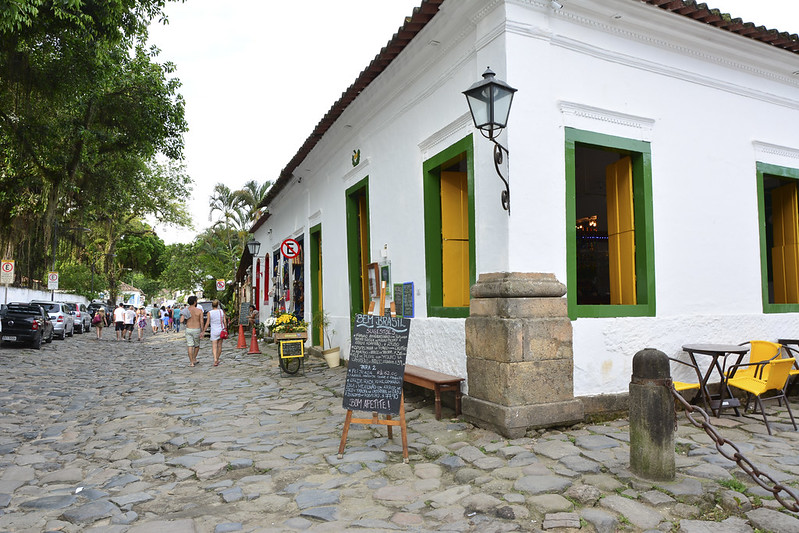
[1,303,54,349]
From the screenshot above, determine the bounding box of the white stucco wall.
[254,0,799,398]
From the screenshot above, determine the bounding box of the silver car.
[65,302,92,334]
[31,301,74,340]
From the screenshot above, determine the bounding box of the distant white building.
[119,282,145,308]
[250,0,799,405]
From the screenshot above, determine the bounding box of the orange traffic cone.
[247,327,261,354]
[236,324,246,349]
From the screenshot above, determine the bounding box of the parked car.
[1,303,54,349]
[31,301,74,340]
[88,303,112,325]
[65,302,92,333]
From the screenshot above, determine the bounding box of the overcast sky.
[147,0,799,245]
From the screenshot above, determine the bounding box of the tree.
[0,0,189,289]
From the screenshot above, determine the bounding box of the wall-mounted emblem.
[352,149,361,167]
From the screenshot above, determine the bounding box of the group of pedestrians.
[91,297,231,368]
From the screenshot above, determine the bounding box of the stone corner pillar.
[462,272,584,439]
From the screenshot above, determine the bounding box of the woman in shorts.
[95,308,106,340]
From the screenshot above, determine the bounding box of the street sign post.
[1,259,13,304]
[216,279,225,291]
[48,271,59,290]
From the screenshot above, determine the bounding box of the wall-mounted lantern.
[463,67,517,214]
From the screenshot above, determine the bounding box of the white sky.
[147,0,799,245]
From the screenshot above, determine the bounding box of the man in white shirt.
[123,305,136,342]
[113,303,126,341]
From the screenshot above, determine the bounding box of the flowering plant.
[269,313,307,334]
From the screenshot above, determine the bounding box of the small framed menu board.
[392,282,414,318]
[342,314,412,415]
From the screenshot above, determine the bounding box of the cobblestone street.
[2,329,799,532]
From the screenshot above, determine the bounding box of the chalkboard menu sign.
[239,302,252,325]
[279,340,304,358]
[343,314,412,414]
[402,282,414,318]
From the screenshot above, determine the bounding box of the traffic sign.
[48,271,59,290]
[216,279,225,291]
[1,260,13,284]
[281,238,300,259]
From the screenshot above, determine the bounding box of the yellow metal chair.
[668,356,701,397]
[728,340,782,381]
[726,357,797,435]
[778,345,799,398]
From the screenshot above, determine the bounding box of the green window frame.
[422,134,476,318]
[756,162,799,313]
[565,127,656,319]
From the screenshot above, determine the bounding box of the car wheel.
[46,330,53,343]
[75,324,82,334]
[31,333,42,350]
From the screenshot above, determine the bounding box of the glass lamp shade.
[463,68,517,138]
[246,239,261,257]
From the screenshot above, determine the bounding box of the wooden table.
[682,344,749,417]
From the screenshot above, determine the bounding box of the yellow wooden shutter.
[606,157,637,305]
[441,171,469,307]
[771,182,799,304]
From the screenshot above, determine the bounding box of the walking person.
[173,305,182,333]
[94,308,106,340]
[149,305,159,334]
[160,306,168,332]
[113,303,125,341]
[136,307,147,341]
[183,296,203,367]
[203,299,226,367]
[123,305,136,342]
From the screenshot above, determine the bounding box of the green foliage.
[718,478,747,494]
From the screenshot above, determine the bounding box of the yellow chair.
[668,357,701,395]
[728,341,782,381]
[726,357,797,435]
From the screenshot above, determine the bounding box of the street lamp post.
[463,67,517,214]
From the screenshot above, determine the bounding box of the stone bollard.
[629,348,675,481]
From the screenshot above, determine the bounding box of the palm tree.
[233,179,272,227]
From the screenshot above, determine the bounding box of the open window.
[565,128,655,319]
[757,162,799,312]
[423,135,475,318]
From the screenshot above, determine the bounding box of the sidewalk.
[1,330,799,532]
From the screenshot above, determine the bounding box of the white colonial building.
[250,0,799,412]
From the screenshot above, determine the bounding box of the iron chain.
[669,382,799,511]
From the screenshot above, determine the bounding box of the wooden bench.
[403,364,464,420]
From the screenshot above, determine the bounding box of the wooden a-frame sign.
[338,281,410,462]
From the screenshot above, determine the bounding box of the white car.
[30,301,74,340]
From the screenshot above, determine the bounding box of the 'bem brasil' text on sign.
[342,314,411,415]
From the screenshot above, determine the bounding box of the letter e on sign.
[281,239,300,259]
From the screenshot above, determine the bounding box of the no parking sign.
[48,271,59,290]
[216,279,225,291]
[0,260,13,285]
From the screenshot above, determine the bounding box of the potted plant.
[314,309,339,368]
[269,313,308,341]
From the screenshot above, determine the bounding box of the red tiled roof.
[642,0,799,54]
[258,0,798,211]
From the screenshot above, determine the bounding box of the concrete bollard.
[629,348,675,481]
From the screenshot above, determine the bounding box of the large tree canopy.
[0,0,189,291]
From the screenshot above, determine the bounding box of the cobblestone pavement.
[3,329,799,532]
